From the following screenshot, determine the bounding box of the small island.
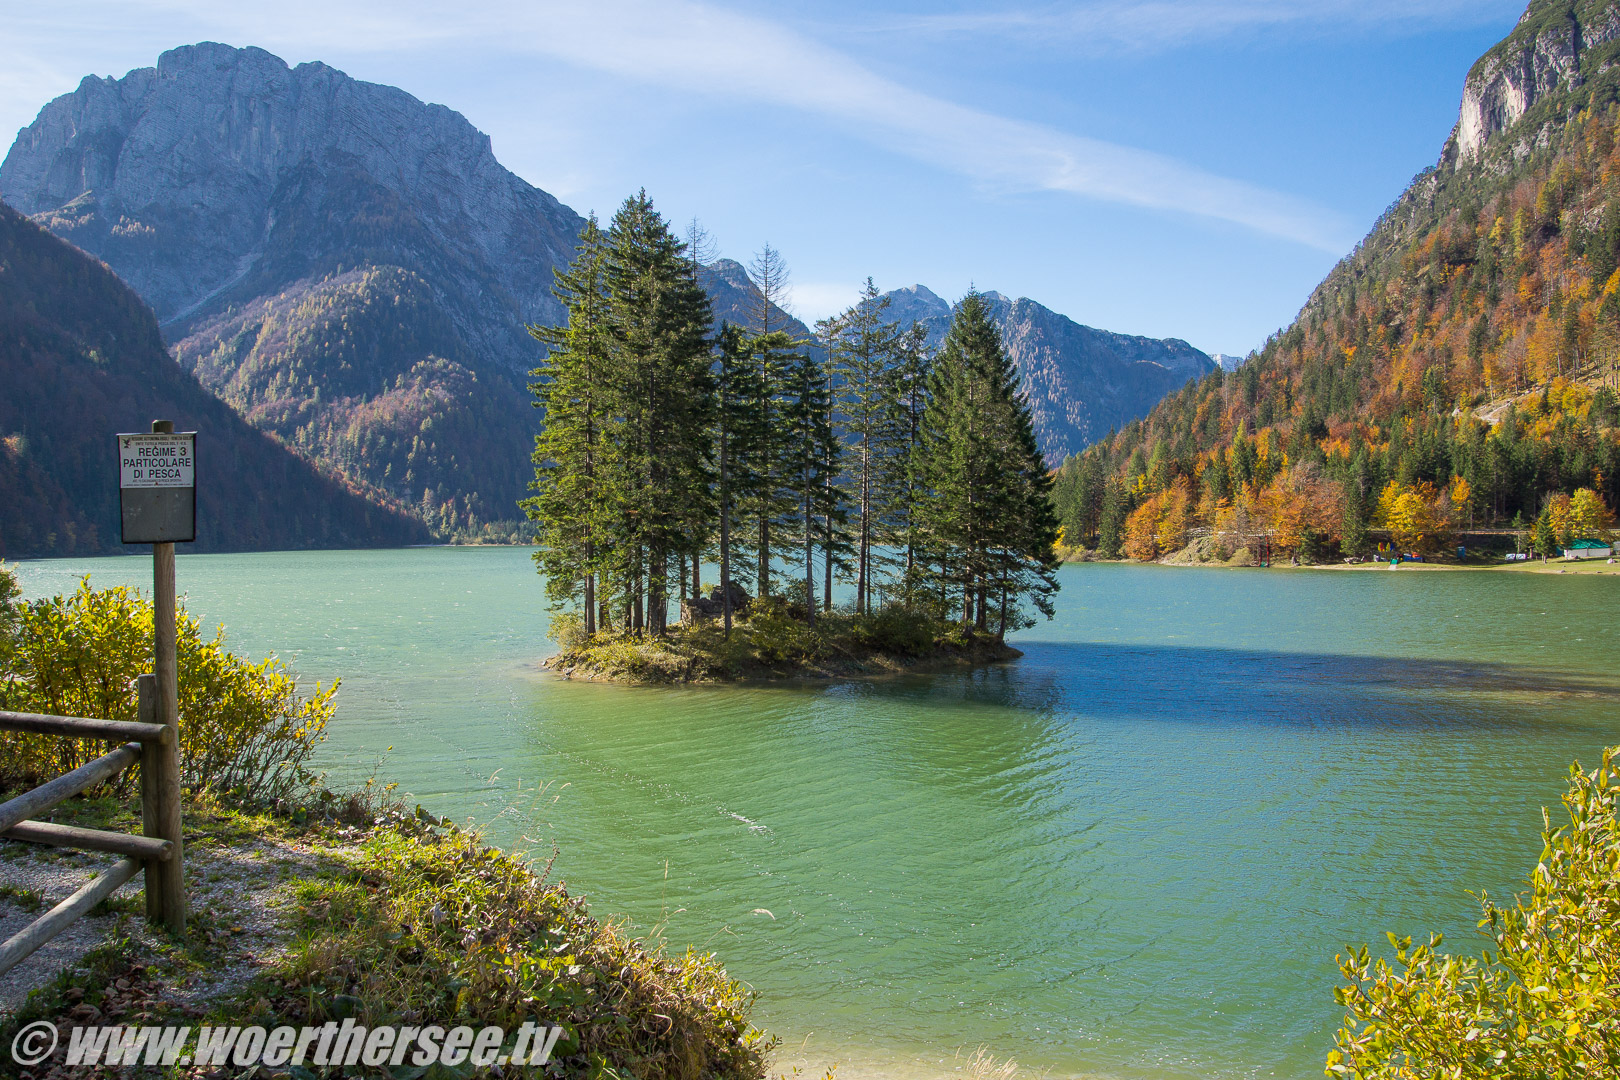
[523,202,1060,686]
[542,586,1022,684]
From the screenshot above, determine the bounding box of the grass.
[548,601,1020,685]
[0,882,43,912]
[0,790,775,1080]
[243,817,774,1080]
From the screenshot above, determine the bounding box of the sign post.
[117,420,191,936]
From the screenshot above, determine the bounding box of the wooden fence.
[0,672,185,979]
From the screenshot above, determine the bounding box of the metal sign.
[118,432,196,543]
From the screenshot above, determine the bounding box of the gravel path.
[0,826,357,1017]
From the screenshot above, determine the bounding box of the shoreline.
[1061,555,1619,575]
[540,637,1024,686]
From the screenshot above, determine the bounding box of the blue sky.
[0,0,1527,356]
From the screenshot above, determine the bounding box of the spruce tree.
[820,279,906,613]
[523,216,612,633]
[911,290,1058,635]
[713,321,765,634]
[780,344,839,623]
[890,323,932,602]
[738,245,803,600]
[602,191,716,636]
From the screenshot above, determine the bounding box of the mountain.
[1,41,1215,528]
[1209,353,1246,372]
[876,284,1214,464]
[700,258,815,339]
[0,200,427,558]
[1055,0,1620,558]
[0,42,584,539]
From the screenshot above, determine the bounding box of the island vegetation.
[0,564,774,1079]
[522,192,1058,681]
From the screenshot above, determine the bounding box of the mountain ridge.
[876,286,1214,464]
[0,200,428,558]
[5,41,1217,531]
[1056,0,1620,559]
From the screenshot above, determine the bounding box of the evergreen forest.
[523,192,1059,644]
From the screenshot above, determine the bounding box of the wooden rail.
[0,672,184,980]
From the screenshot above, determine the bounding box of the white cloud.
[6,0,1353,252]
[887,0,1525,51]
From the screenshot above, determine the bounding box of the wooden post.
[138,674,162,923]
[148,421,185,936]
[0,858,141,979]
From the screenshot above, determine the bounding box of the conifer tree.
[911,290,1058,634]
[820,280,906,613]
[523,216,612,634]
[712,321,765,635]
[738,244,803,600]
[890,323,933,600]
[780,345,840,624]
[601,191,717,636]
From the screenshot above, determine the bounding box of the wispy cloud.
[886,0,1525,52]
[7,0,1354,251]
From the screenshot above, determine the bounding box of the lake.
[12,549,1620,1079]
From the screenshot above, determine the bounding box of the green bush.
[741,597,824,665]
[0,567,334,804]
[850,606,936,657]
[1330,748,1620,1077]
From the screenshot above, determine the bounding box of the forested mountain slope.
[1056,0,1620,560]
[0,202,427,557]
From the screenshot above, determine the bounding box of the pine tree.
[713,321,765,635]
[820,279,906,613]
[911,290,1058,634]
[597,191,716,636]
[780,344,839,624]
[738,244,803,600]
[890,323,933,602]
[522,216,612,634]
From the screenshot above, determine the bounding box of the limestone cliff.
[0,43,583,538]
[1447,1,1620,166]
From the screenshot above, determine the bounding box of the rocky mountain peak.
[1447,1,1620,165]
[880,283,951,325]
[879,286,1213,464]
[0,41,581,364]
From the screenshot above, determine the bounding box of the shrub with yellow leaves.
[0,566,334,803]
[1329,748,1620,1077]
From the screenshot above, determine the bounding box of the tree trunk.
[631,559,644,635]
[584,568,596,637]
[804,480,816,626]
[997,569,1008,645]
[823,509,834,613]
[857,434,870,615]
[759,516,771,599]
[650,551,667,636]
[721,436,734,637]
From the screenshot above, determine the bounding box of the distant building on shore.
[1562,539,1613,560]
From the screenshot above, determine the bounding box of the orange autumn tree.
[1123,479,1192,561]
[1256,463,1343,556]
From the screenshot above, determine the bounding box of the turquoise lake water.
[13,549,1620,1079]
